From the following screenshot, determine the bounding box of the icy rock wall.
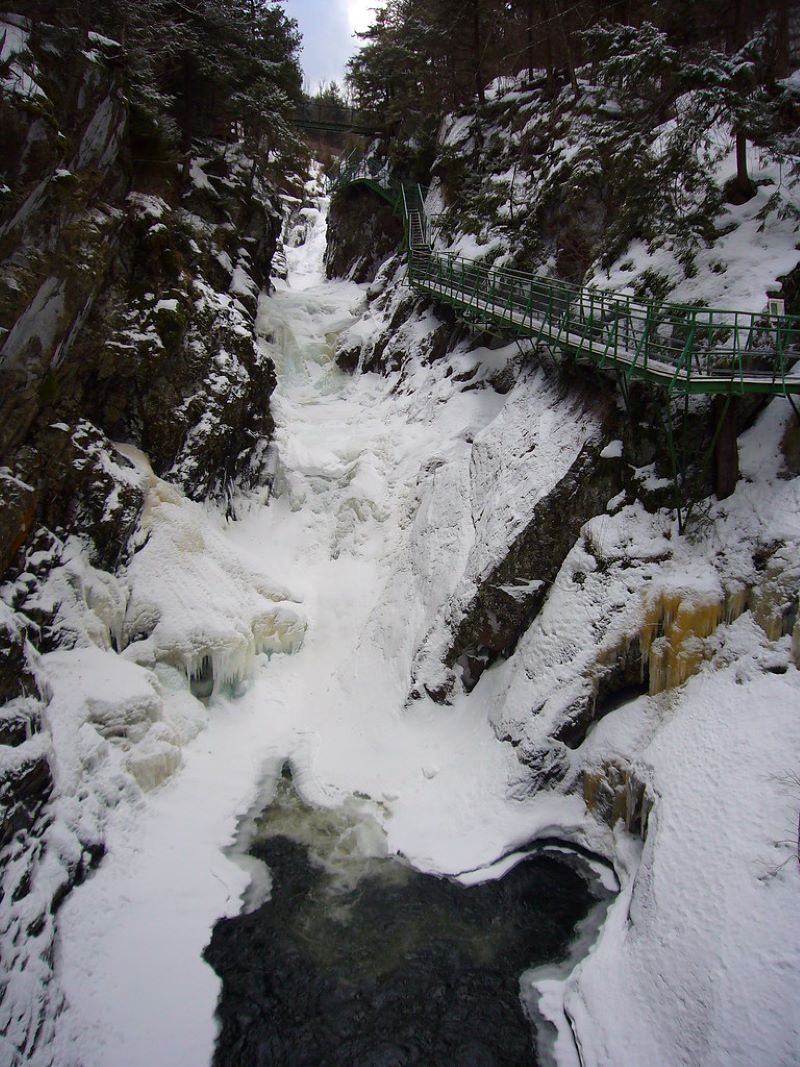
[0,16,284,588]
[0,448,307,1065]
[325,183,404,284]
[0,17,292,1063]
[327,73,800,1067]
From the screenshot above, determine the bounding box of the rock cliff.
[0,16,285,1061]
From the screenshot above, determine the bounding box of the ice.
[119,447,306,695]
[600,439,623,459]
[41,647,161,791]
[125,724,182,792]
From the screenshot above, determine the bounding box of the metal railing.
[328,157,800,396]
[291,104,382,136]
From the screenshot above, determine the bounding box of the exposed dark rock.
[781,414,800,475]
[325,184,403,283]
[0,698,40,747]
[713,396,740,500]
[444,425,629,694]
[0,22,283,589]
[777,259,800,317]
[554,675,648,752]
[0,624,38,706]
[0,470,38,580]
[11,421,144,574]
[0,741,53,850]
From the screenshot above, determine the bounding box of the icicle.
[723,584,748,626]
[641,589,723,696]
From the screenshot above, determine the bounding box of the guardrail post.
[776,315,786,389]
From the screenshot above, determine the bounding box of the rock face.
[440,428,629,693]
[0,19,282,702]
[325,183,403,283]
[0,18,283,1062]
[0,18,283,671]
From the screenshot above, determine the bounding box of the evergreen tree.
[17,0,302,153]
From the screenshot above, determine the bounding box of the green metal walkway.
[328,156,800,398]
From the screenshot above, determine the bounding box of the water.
[205,770,610,1067]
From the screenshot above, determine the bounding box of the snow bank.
[569,641,800,1067]
[476,391,800,1063]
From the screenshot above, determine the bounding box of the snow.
[119,446,306,693]
[568,646,800,1067]
[0,275,66,373]
[42,173,800,1067]
[71,95,124,172]
[0,19,28,63]
[229,263,259,301]
[585,123,800,312]
[600,439,623,459]
[48,180,587,1066]
[127,193,168,220]
[473,384,800,1064]
[0,17,45,99]
[87,31,120,49]
[188,158,215,193]
[0,466,34,491]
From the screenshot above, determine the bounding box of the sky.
[289,0,385,93]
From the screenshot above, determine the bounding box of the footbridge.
[291,104,382,137]
[328,156,800,400]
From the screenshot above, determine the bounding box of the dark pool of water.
[205,780,604,1067]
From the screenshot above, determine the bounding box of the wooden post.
[713,396,739,499]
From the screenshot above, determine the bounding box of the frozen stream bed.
[49,184,598,1066]
[45,172,800,1067]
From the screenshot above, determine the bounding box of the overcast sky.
[289,0,384,93]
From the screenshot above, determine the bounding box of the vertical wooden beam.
[713,395,739,499]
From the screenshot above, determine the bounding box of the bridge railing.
[327,153,400,204]
[291,103,381,133]
[409,249,800,390]
[328,154,800,392]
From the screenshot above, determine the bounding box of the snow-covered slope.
[428,67,800,309]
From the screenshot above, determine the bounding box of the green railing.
[328,158,800,397]
[291,105,382,137]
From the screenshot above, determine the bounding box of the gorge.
[2,5,800,1067]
